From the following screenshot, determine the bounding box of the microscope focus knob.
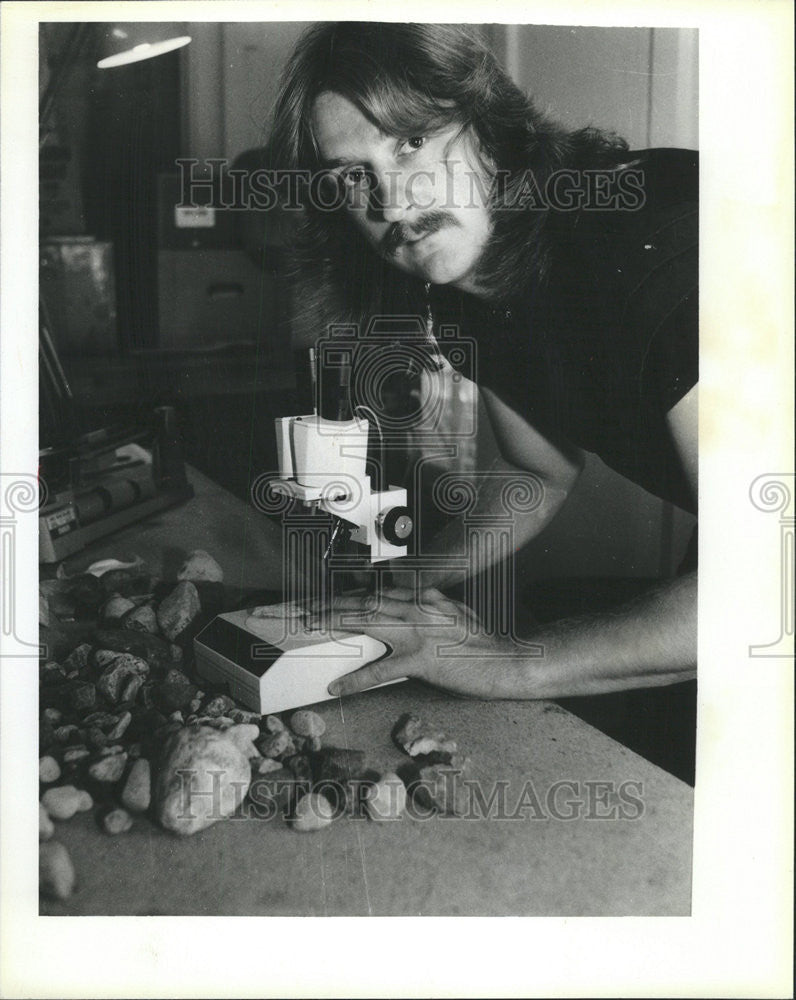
[379,506,413,545]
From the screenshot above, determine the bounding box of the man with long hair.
[269,22,698,715]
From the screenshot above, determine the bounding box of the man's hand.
[316,587,526,699]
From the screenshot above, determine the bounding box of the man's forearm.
[506,571,697,699]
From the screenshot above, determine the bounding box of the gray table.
[42,469,693,916]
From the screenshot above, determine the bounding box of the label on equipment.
[174,205,215,228]
[44,504,78,536]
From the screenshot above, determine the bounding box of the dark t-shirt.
[430,148,699,514]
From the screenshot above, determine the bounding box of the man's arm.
[325,384,698,699]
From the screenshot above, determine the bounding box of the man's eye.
[341,166,368,188]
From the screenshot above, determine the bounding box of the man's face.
[311,91,493,292]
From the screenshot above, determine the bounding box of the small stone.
[121,674,144,704]
[83,711,117,729]
[63,746,90,764]
[88,752,128,783]
[226,723,260,758]
[106,711,132,742]
[187,697,202,715]
[86,726,108,748]
[54,724,80,744]
[120,603,159,634]
[39,756,61,784]
[101,594,136,621]
[41,785,85,820]
[307,735,322,752]
[75,790,93,812]
[127,742,142,759]
[156,581,201,641]
[289,709,326,739]
[99,743,125,757]
[291,792,335,832]
[405,734,458,759]
[365,773,407,821]
[39,803,54,841]
[169,644,183,662]
[169,710,185,724]
[102,808,133,835]
[41,660,66,682]
[229,709,261,725]
[63,643,92,675]
[121,758,151,813]
[211,716,234,730]
[176,549,224,583]
[262,715,286,734]
[157,668,197,711]
[203,694,235,718]
[96,654,149,703]
[43,708,63,725]
[93,628,176,671]
[253,756,283,775]
[154,724,251,836]
[392,713,424,752]
[70,682,97,715]
[93,648,123,671]
[256,729,294,759]
[39,841,76,900]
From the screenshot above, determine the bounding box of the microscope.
[194,348,413,714]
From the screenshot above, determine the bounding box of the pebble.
[291,792,335,832]
[289,710,326,739]
[39,803,54,841]
[405,735,458,758]
[120,603,159,634]
[106,711,132,742]
[43,707,63,725]
[39,841,76,900]
[76,790,93,811]
[98,743,125,757]
[154,724,251,836]
[256,729,294,759]
[54,724,80,744]
[102,808,133,835]
[121,674,144,703]
[97,654,149,703]
[156,581,201,641]
[42,785,88,820]
[157,668,196,711]
[70,682,97,715]
[101,594,136,620]
[87,726,108,748]
[229,709,262,725]
[392,713,424,752]
[63,643,92,674]
[39,756,61,783]
[88,752,128,783]
[203,694,235,718]
[176,549,224,583]
[253,756,283,775]
[121,758,151,813]
[365,773,407,821]
[263,715,286,734]
[63,746,90,764]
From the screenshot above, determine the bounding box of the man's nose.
[373,170,415,223]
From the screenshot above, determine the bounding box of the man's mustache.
[380,211,459,257]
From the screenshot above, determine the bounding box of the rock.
[203,694,235,718]
[101,595,136,621]
[102,808,133,835]
[41,785,86,820]
[262,714,286,734]
[176,549,224,583]
[43,707,63,725]
[121,674,144,704]
[62,573,105,617]
[63,643,92,675]
[252,756,283,775]
[291,792,335,832]
[106,711,132,742]
[98,568,153,598]
[40,660,66,683]
[289,709,325,739]
[39,756,61,784]
[120,603,159,634]
[54,724,81,744]
[392,713,424,753]
[86,725,108,748]
[405,735,458,761]
[256,729,294,759]
[99,743,125,757]
[156,581,201,641]
[39,803,55,840]
[96,654,149,703]
[93,628,176,671]
[63,746,90,764]
[225,723,261,758]
[121,758,151,813]
[70,682,97,715]
[307,735,322,752]
[365,773,407,821]
[40,588,50,626]
[157,668,197,712]
[154,724,251,836]
[76,790,93,812]
[88,752,128,783]
[39,841,76,900]
[229,709,262,725]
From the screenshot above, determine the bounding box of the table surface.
[42,468,693,916]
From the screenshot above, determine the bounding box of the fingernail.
[327,682,340,696]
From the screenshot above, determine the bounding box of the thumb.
[328,656,406,697]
